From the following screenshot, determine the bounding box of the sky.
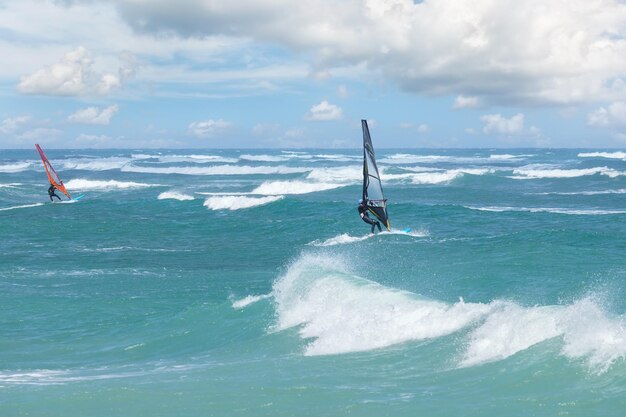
[2,0,626,148]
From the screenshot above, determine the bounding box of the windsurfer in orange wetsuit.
[48,183,62,202]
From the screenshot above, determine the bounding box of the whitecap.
[65,179,159,190]
[122,165,310,176]
[252,180,348,195]
[157,191,194,201]
[203,195,284,210]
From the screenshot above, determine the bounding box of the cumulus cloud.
[68,105,119,125]
[306,100,343,121]
[454,95,480,109]
[188,119,232,138]
[0,115,31,134]
[112,0,626,105]
[399,122,429,133]
[587,102,626,127]
[481,113,524,134]
[17,128,63,141]
[17,47,121,96]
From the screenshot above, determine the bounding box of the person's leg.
[49,195,53,202]
[362,216,376,233]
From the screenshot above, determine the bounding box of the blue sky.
[2,0,626,148]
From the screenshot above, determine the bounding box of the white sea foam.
[462,297,626,372]
[489,154,520,160]
[511,166,621,179]
[461,303,562,367]
[232,294,271,309]
[203,195,283,210]
[157,191,194,201]
[0,182,21,188]
[66,179,159,190]
[380,154,505,164]
[305,166,362,182]
[0,162,31,173]
[272,254,492,356]
[239,154,289,162]
[61,157,130,171]
[534,189,626,196]
[379,154,449,164]
[252,180,348,195]
[122,165,310,176]
[466,206,626,215]
[310,229,429,246]
[158,154,238,164]
[578,151,626,160]
[281,151,312,159]
[313,154,359,161]
[131,153,158,160]
[310,233,374,246]
[0,203,45,211]
[410,170,464,184]
[271,254,626,372]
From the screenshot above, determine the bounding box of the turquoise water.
[1,149,626,416]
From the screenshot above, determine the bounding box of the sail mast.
[361,120,390,231]
[35,144,72,199]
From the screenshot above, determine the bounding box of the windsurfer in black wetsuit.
[48,183,62,202]
[358,198,381,234]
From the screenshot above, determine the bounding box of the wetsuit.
[48,184,61,202]
[358,202,381,233]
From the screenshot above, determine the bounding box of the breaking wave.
[239,154,289,162]
[121,165,310,176]
[511,166,621,179]
[578,151,626,160]
[465,206,626,215]
[66,179,160,190]
[61,157,130,171]
[252,180,348,195]
[0,203,45,211]
[270,254,626,372]
[157,154,239,164]
[232,294,272,309]
[203,195,284,210]
[157,191,194,201]
[0,162,31,173]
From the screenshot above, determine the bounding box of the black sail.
[362,120,390,231]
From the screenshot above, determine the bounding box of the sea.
[1,148,626,416]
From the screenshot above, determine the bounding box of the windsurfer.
[358,198,382,234]
[48,183,62,202]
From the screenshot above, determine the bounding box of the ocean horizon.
[2,147,626,416]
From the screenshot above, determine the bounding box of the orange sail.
[35,144,72,199]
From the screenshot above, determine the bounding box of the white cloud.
[587,102,626,127]
[453,95,480,109]
[401,122,429,133]
[0,116,31,134]
[17,128,63,141]
[481,113,524,134]
[68,105,119,125]
[17,47,121,96]
[337,85,348,98]
[75,133,113,144]
[112,0,626,105]
[188,119,232,138]
[306,100,343,121]
[252,123,281,135]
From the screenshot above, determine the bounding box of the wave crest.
[203,195,283,210]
